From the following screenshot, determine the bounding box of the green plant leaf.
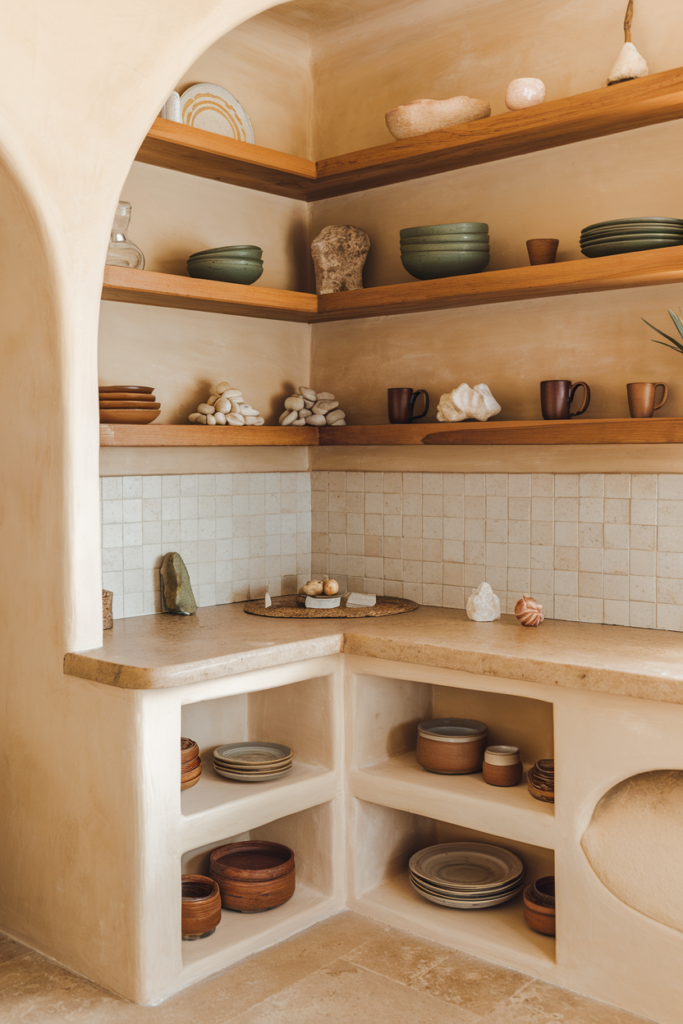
[650,338,683,354]
[668,309,683,340]
[642,318,683,351]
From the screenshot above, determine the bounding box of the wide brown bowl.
[99,385,155,393]
[99,401,161,409]
[210,841,296,912]
[98,392,157,402]
[99,409,161,424]
[416,718,488,774]
[482,761,523,787]
[182,875,222,939]
[523,876,555,936]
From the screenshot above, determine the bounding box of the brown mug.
[627,382,668,418]
[540,380,590,420]
[388,387,429,424]
[526,238,559,265]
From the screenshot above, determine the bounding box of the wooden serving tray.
[243,595,418,618]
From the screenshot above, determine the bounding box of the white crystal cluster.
[188,381,264,426]
[279,387,347,426]
[436,383,501,422]
[466,582,501,622]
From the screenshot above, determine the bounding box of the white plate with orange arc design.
[180,83,254,143]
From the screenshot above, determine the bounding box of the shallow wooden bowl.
[181,738,199,761]
[523,877,555,936]
[482,761,523,787]
[212,868,295,913]
[528,780,554,803]
[181,757,201,774]
[180,775,201,791]
[181,875,222,938]
[98,392,157,402]
[210,841,294,880]
[99,385,155,393]
[99,409,161,424]
[99,401,161,409]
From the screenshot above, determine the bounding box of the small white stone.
[252,417,265,426]
[299,386,317,401]
[280,410,297,426]
[207,395,218,406]
[196,414,207,425]
[206,414,217,425]
[216,382,231,395]
[299,408,312,418]
[312,399,339,415]
[198,403,215,415]
[303,399,315,409]
[466,582,501,622]
[307,414,327,426]
[226,412,245,425]
[214,412,227,425]
[188,412,202,423]
[505,78,546,110]
[214,397,232,414]
[244,415,260,424]
[317,392,335,400]
[326,408,346,424]
[608,42,648,85]
[239,404,260,417]
[284,396,304,411]
[329,420,346,426]
[222,389,243,400]
[291,417,306,426]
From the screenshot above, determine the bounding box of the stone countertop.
[64,603,683,704]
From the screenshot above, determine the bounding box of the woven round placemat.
[244,595,419,619]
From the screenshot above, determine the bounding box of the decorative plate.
[213,742,290,765]
[180,83,254,143]
[409,843,523,890]
[409,876,523,909]
[214,765,292,783]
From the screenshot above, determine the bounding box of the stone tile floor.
[0,913,653,1023]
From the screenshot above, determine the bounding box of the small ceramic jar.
[482,745,523,786]
[416,718,488,774]
[523,875,556,935]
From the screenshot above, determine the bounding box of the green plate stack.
[580,218,683,259]
[400,222,490,280]
[187,244,263,284]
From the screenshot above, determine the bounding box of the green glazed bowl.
[401,250,490,279]
[582,217,683,233]
[189,244,263,258]
[581,237,683,258]
[187,259,264,284]
[581,225,683,241]
[400,222,488,238]
[403,233,490,244]
[401,242,490,253]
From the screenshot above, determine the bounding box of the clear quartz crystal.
[106,201,145,269]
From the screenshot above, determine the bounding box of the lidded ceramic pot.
[416,718,488,774]
[483,745,523,787]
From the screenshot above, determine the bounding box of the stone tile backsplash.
[102,470,683,631]
[101,472,311,619]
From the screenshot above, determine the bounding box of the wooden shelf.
[103,247,683,324]
[101,266,316,323]
[99,424,315,446]
[136,69,683,200]
[420,418,683,445]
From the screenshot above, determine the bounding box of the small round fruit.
[323,579,339,595]
[301,580,324,596]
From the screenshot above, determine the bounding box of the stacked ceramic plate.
[400,222,490,280]
[187,245,263,285]
[213,742,292,782]
[181,737,202,791]
[527,758,554,803]
[580,218,683,258]
[409,842,524,909]
[99,385,160,424]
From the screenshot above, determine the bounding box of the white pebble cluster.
[279,387,346,426]
[188,382,264,426]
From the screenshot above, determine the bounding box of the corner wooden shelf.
[136,68,683,200]
[100,419,683,447]
[103,247,683,323]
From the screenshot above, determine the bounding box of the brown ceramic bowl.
[210,841,296,912]
[181,875,222,939]
[482,761,523,787]
[99,409,161,424]
[98,392,157,402]
[99,401,161,409]
[416,718,488,774]
[523,876,556,936]
[181,738,199,762]
[99,385,155,393]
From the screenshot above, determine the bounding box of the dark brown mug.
[526,238,559,265]
[540,380,590,420]
[388,387,429,423]
[627,382,668,418]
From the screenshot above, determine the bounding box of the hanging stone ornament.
[607,0,648,85]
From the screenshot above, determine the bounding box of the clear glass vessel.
[106,201,145,269]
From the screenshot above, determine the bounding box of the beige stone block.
[604,498,629,524]
[463,473,485,496]
[630,601,656,628]
[555,570,578,596]
[554,594,578,620]
[630,525,655,551]
[383,493,402,516]
[443,585,465,608]
[464,542,485,565]
[555,473,579,497]
[508,520,530,544]
[657,604,683,631]
[530,545,553,570]
[555,546,578,571]
[422,538,442,561]
[604,523,628,550]
[657,500,683,526]
[365,492,383,514]
[422,562,443,584]
[402,473,422,494]
[383,472,402,493]
[604,599,630,626]
[656,577,683,606]
[508,543,530,568]
[632,474,658,499]
[657,475,683,499]
[579,497,604,523]
[580,473,605,497]
[402,493,422,516]
[480,977,650,1024]
[443,562,463,586]
[346,472,364,492]
[422,473,443,494]
[579,523,604,548]
[364,535,382,558]
[508,474,531,497]
[464,495,486,519]
[532,496,554,521]
[631,499,657,526]
[443,474,465,495]
[630,550,655,577]
[364,473,384,493]
[605,474,632,498]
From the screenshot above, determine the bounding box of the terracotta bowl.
[523,875,556,936]
[181,875,221,939]
[181,737,199,760]
[482,761,523,787]
[210,841,296,913]
[416,718,488,774]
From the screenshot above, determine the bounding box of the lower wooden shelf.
[100,419,683,447]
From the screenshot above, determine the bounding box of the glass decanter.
[106,201,145,269]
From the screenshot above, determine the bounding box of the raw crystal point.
[311,225,370,295]
[515,594,545,627]
[386,96,491,139]
[466,582,501,622]
[436,383,501,422]
[160,552,197,615]
[607,41,648,84]
[505,78,546,110]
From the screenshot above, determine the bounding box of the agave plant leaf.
[642,318,683,353]
[650,338,683,354]
[668,309,683,340]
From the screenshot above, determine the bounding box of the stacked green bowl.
[580,218,683,259]
[187,244,263,285]
[400,222,490,280]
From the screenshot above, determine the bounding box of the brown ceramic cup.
[526,238,559,265]
[627,382,668,418]
[540,380,590,420]
[388,387,429,423]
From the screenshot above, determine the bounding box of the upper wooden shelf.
[103,247,683,323]
[136,69,683,200]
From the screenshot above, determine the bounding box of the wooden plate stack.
[181,737,201,790]
[527,758,554,803]
[210,840,295,913]
[213,742,292,782]
[99,385,160,424]
[181,874,221,940]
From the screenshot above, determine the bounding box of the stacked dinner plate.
[580,217,683,258]
[400,222,490,280]
[187,245,264,285]
[213,741,292,782]
[409,842,524,909]
[99,385,160,424]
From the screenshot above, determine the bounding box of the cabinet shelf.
[137,68,683,200]
[102,247,683,324]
